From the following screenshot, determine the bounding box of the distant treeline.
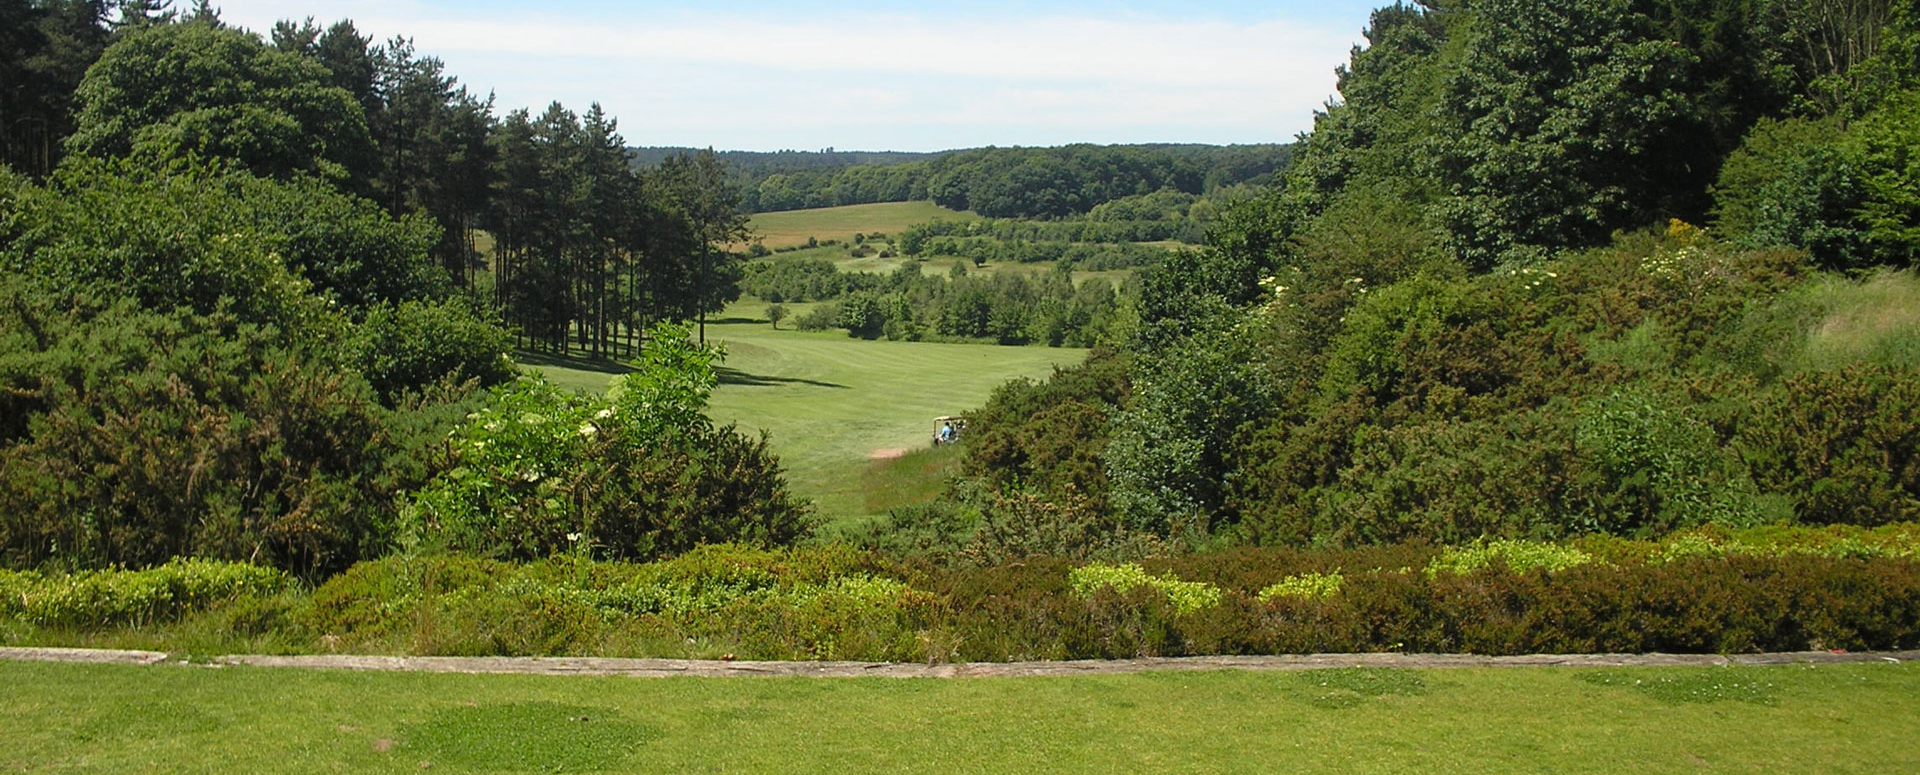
[780,262,1130,348]
[631,143,1293,217]
[627,147,948,171]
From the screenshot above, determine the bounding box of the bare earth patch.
[867,447,908,460]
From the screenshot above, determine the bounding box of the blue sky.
[210,0,1387,151]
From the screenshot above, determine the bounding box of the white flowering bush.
[403,323,810,560]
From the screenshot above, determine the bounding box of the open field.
[754,245,1137,288]
[746,201,977,249]
[525,301,1085,522]
[3,659,1915,774]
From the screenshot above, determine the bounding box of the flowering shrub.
[403,323,810,561]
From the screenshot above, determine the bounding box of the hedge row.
[0,559,290,628]
[5,528,1918,661]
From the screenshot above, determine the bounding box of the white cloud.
[213,1,1356,149]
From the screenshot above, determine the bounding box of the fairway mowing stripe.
[6,648,1918,677]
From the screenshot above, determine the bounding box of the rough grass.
[1802,269,1920,371]
[747,201,977,249]
[4,660,1916,774]
[862,443,964,514]
[523,300,1085,524]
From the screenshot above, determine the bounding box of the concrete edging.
[5,646,1916,678]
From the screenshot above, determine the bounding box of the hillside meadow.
[745,201,977,250]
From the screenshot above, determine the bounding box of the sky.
[207,0,1386,152]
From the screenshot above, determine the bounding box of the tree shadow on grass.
[514,350,635,375]
[716,366,847,389]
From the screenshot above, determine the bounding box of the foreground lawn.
[3,660,1913,774]
[746,201,975,249]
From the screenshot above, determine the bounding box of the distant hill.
[627,147,955,171]
[632,143,1293,216]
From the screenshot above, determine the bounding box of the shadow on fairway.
[515,350,635,374]
[716,366,847,389]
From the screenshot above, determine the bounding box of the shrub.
[1424,540,1595,577]
[303,546,937,660]
[0,292,401,579]
[795,303,841,331]
[1737,365,1920,525]
[403,324,812,562]
[1068,563,1222,615]
[0,559,292,628]
[349,299,516,402]
[1258,571,1345,602]
[1571,386,1776,534]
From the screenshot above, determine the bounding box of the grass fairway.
[4,660,1915,774]
[523,302,1084,523]
[705,306,1082,522]
[748,201,976,249]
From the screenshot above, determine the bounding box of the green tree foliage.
[66,21,374,182]
[2,159,324,329]
[661,143,1288,215]
[489,107,738,356]
[0,0,112,177]
[348,299,517,403]
[1432,1,1715,266]
[1713,90,1920,268]
[1712,116,1874,268]
[404,325,811,561]
[2,158,447,319]
[656,149,752,341]
[1849,90,1920,265]
[743,257,1126,347]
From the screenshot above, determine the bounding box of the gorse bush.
[0,287,406,579]
[956,223,1920,551]
[403,324,811,562]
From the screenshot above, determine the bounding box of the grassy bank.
[3,659,1914,774]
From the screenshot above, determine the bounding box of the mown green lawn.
[525,302,1086,523]
[746,201,976,249]
[3,660,1913,774]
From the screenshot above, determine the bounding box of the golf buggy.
[932,415,967,446]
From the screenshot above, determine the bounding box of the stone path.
[4,646,1916,678]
